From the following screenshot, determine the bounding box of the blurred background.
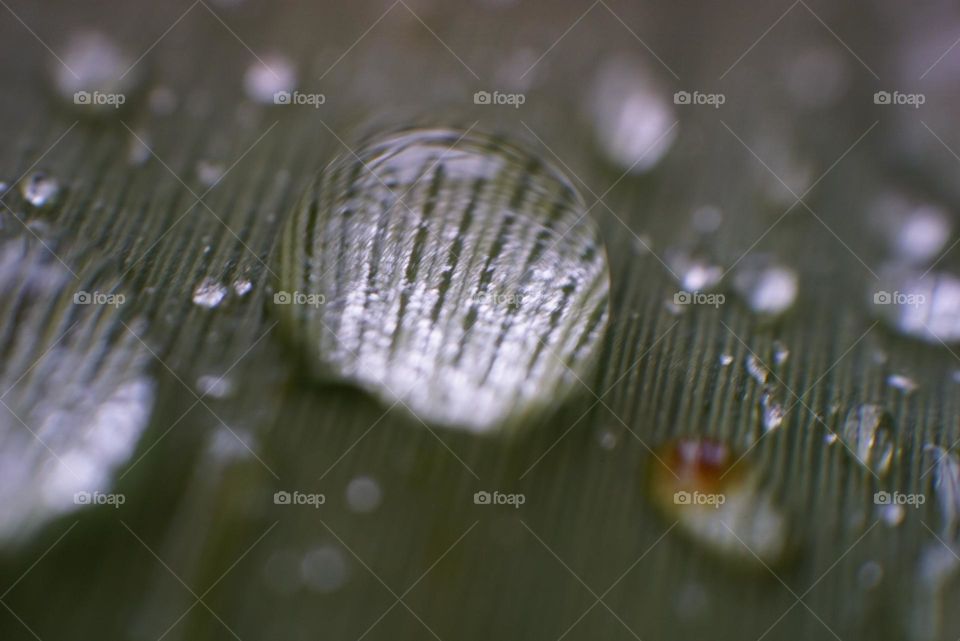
[1,1,960,639]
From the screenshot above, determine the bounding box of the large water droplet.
[841,404,896,476]
[648,438,790,566]
[275,127,611,432]
[872,267,960,343]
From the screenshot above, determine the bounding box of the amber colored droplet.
[649,437,790,566]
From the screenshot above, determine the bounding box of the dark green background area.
[1,1,958,640]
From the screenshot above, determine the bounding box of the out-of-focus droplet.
[926,445,960,538]
[196,160,225,188]
[666,245,723,292]
[783,47,848,109]
[20,172,61,208]
[586,56,676,173]
[345,475,382,513]
[649,438,790,566]
[691,205,723,235]
[263,548,302,595]
[880,503,905,527]
[596,425,619,450]
[275,128,610,433]
[773,340,789,365]
[192,277,228,308]
[127,130,152,166]
[300,545,349,593]
[244,54,297,104]
[719,353,734,367]
[887,373,918,394]
[733,257,798,318]
[148,86,178,115]
[54,31,139,113]
[841,404,896,477]
[873,192,950,265]
[858,560,883,589]
[872,267,960,344]
[196,374,233,399]
[745,354,770,385]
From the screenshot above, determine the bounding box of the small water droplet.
[761,387,785,432]
[841,404,896,477]
[345,475,382,513]
[880,503,905,527]
[148,86,178,115]
[873,192,950,264]
[719,353,734,367]
[192,277,228,308]
[300,545,349,593]
[872,267,960,344]
[858,560,883,589]
[586,56,676,173]
[773,340,790,365]
[887,373,918,394]
[925,445,960,538]
[691,205,723,235]
[127,129,152,166]
[596,426,620,450]
[666,246,723,292]
[196,375,233,398]
[745,354,770,385]
[732,258,798,318]
[263,548,302,595]
[53,31,139,113]
[20,172,60,208]
[649,438,790,565]
[196,160,225,188]
[783,46,848,109]
[244,54,297,104]
[233,278,253,297]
